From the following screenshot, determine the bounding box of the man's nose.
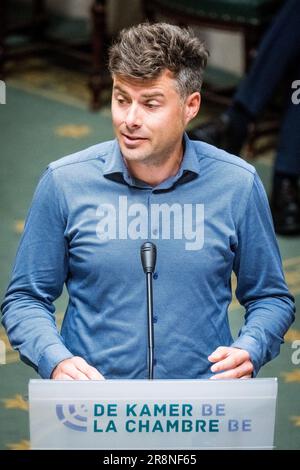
[125,104,142,128]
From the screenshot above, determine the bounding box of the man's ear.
[184,92,201,125]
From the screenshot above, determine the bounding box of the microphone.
[140,242,157,380]
[141,241,157,274]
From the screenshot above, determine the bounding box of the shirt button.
[153,272,158,280]
[152,228,158,235]
[153,316,158,323]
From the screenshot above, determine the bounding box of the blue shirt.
[1,135,295,379]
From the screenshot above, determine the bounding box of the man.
[1,23,295,381]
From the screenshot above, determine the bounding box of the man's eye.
[116,97,126,105]
[145,102,159,109]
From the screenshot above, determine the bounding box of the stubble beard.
[121,139,182,168]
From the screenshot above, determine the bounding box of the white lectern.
[29,378,277,449]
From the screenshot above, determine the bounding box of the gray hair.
[108,22,209,97]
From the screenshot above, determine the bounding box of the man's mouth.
[122,133,147,140]
[121,133,148,146]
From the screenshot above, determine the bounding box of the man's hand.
[51,356,105,380]
[208,346,253,379]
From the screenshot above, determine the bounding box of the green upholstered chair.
[0,0,108,110]
[144,0,282,72]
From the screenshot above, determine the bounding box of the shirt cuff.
[38,343,74,379]
[231,335,261,377]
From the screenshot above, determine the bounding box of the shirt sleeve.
[231,171,295,376]
[1,167,74,378]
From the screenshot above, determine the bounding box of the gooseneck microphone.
[140,242,157,380]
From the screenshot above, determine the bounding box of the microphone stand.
[146,270,154,380]
[140,242,157,380]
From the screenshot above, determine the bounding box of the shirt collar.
[103,133,200,190]
[178,133,201,178]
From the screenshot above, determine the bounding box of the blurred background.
[0,0,299,450]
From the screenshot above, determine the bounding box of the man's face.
[111,70,200,166]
